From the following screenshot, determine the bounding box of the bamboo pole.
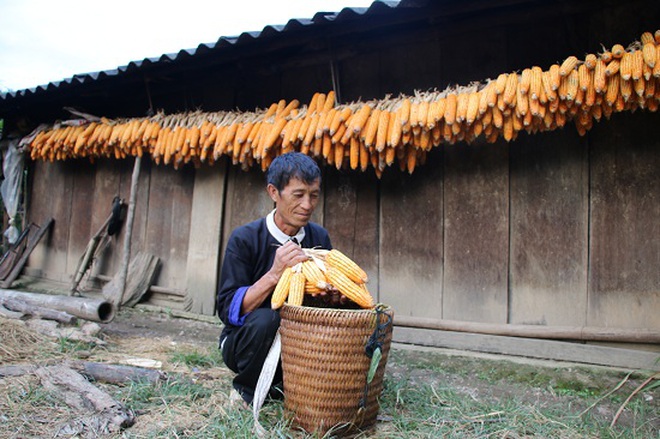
[0,288,115,322]
[394,315,660,344]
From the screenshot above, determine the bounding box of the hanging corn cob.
[26,31,660,177]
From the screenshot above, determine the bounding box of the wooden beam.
[394,326,660,371]
[395,315,660,344]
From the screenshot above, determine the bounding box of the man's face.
[268,177,321,235]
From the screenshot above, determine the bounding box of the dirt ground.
[103,306,223,347]
[1,304,658,438]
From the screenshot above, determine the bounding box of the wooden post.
[116,156,141,307]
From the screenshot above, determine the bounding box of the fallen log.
[0,288,115,322]
[0,297,77,324]
[72,361,167,385]
[0,303,24,319]
[0,361,167,385]
[0,363,38,377]
[35,365,135,433]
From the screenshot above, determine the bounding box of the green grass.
[2,326,657,439]
[112,347,658,439]
[169,347,224,369]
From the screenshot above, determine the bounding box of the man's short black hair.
[267,152,321,192]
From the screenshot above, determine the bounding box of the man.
[216,152,332,406]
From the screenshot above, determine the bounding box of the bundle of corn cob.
[26,31,660,177]
[271,248,374,310]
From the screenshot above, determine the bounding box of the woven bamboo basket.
[279,304,394,436]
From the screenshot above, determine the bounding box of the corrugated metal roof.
[1,1,409,101]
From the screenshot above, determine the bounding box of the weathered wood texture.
[143,163,194,290]
[588,111,660,329]
[443,141,509,323]
[394,327,660,371]
[220,163,274,262]
[323,169,380,299]
[509,129,589,326]
[185,164,226,314]
[26,161,73,282]
[380,149,443,317]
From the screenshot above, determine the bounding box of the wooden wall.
[23,0,660,339]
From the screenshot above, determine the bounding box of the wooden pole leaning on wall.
[114,156,141,308]
[393,315,660,344]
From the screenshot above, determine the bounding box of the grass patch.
[170,347,223,369]
[1,315,656,438]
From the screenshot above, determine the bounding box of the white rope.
[253,329,282,437]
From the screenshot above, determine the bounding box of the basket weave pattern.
[280,305,393,435]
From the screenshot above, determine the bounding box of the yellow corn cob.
[631,50,644,81]
[529,67,543,101]
[494,73,508,95]
[620,76,632,101]
[287,271,306,306]
[325,249,368,284]
[605,59,620,77]
[304,281,326,295]
[578,64,590,91]
[271,266,293,309]
[594,59,607,93]
[642,43,656,69]
[325,267,373,309]
[640,31,655,45]
[611,44,625,59]
[559,55,578,77]
[364,108,381,147]
[584,53,598,70]
[549,64,561,90]
[503,72,518,107]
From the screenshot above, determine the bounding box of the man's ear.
[266,184,279,202]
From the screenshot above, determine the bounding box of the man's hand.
[311,287,348,306]
[270,240,308,278]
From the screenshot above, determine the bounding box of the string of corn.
[27,31,660,177]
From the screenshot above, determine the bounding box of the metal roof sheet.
[1,1,406,101]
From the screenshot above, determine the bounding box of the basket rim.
[280,303,392,314]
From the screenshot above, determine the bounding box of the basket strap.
[253,329,282,438]
[359,305,393,409]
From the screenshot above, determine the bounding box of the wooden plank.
[335,50,381,103]
[185,164,226,315]
[588,111,660,329]
[440,27,506,88]
[443,141,509,323]
[380,39,442,96]
[87,159,123,278]
[65,160,97,279]
[393,327,660,371]
[220,164,273,262]
[379,149,443,317]
[143,163,195,291]
[323,169,380,298]
[26,161,74,283]
[509,129,589,326]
